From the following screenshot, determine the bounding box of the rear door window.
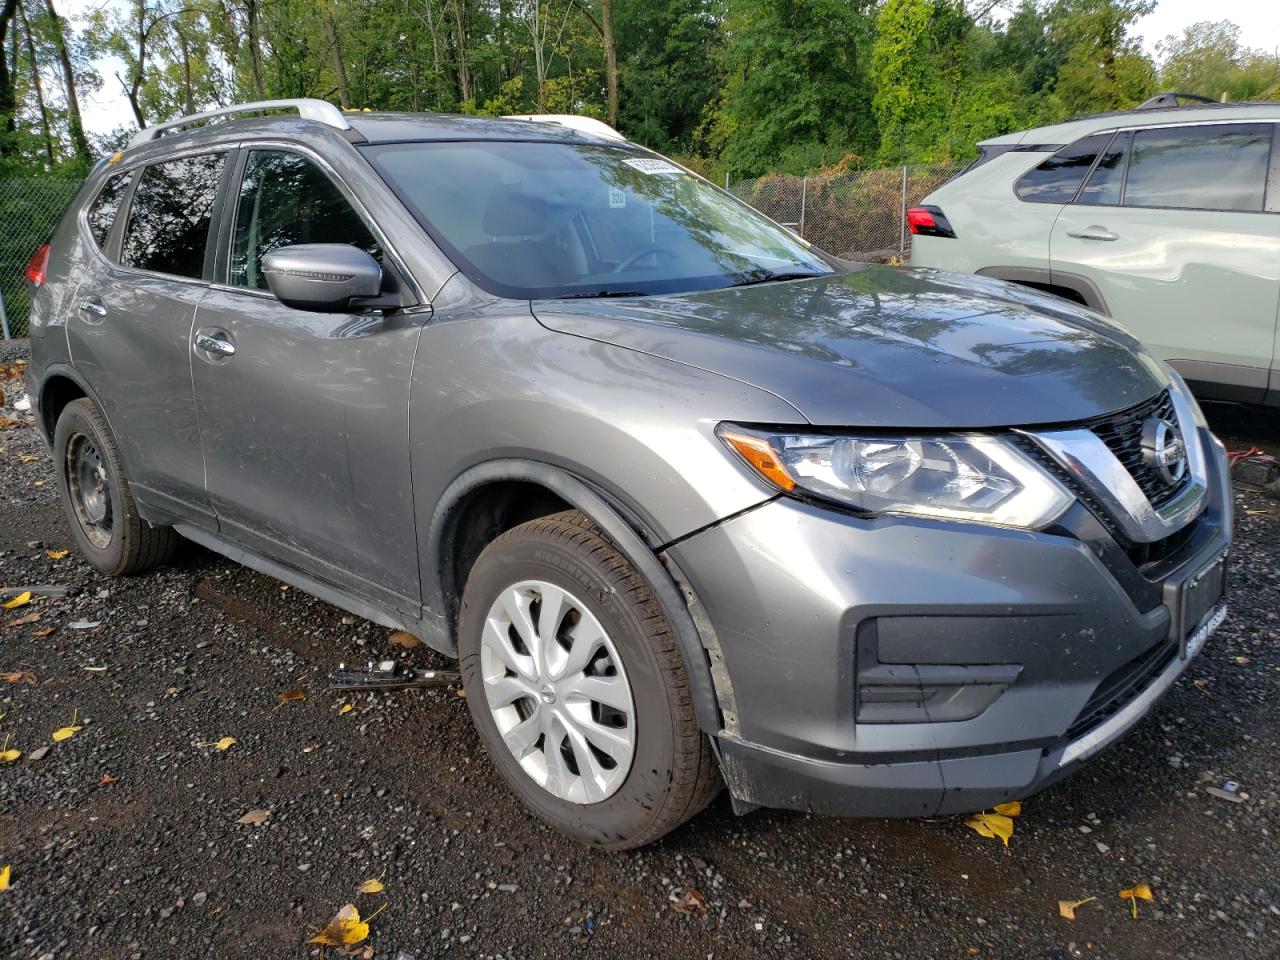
[1014,134,1111,203]
[1123,123,1271,212]
[229,150,382,291]
[121,152,226,279]
[1076,132,1131,207]
[86,172,131,254]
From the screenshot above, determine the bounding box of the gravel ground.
[1,341,1277,960]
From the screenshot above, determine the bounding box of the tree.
[0,0,18,157]
[1158,20,1280,102]
[1047,0,1155,116]
[42,0,90,162]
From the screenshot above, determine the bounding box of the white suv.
[910,93,1280,405]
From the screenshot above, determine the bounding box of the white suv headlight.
[718,425,1073,530]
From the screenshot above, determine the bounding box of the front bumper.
[670,428,1231,817]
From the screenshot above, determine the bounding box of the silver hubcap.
[66,433,112,550]
[480,579,636,804]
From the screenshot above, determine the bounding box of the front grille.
[1082,390,1184,510]
[1065,640,1177,742]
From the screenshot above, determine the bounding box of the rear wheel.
[459,510,721,848]
[53,398,177,576]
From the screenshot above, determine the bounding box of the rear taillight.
[906,206,957,239]
[25,243,51,286]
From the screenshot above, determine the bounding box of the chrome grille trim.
[1017,382,1207,544]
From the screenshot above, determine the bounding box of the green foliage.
[1158,21,1280,102]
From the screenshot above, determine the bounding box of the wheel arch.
[35,364,103,444]
[975,265,1110,316]
[425,459,725,734]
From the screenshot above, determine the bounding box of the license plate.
[1177,552,1227,659]
[1185,603,1226,661]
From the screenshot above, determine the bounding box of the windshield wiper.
[559,289,649,299]
[728,271,827,288]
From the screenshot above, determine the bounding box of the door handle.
[78,297,107,319]
[1066,226,1118,241]
[194,331,236,358]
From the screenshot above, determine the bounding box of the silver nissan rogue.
[24,100,1231,848]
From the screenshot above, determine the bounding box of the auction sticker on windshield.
[623,158,683,175]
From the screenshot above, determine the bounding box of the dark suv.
[24,99,1231,848]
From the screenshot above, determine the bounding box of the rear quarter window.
[1014,134,1111,203]
[86,173,131,254]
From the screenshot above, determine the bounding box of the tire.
[53,398,177,576]
[459,510,721,849]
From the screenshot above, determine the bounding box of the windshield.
[363,140,834,299]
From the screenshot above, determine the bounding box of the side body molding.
[424,458,725,733]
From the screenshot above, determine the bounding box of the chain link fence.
[729,162,967,261]
[1,178,82,339]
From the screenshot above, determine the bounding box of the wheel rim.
[66,432,113,550]
[479,579,636,804]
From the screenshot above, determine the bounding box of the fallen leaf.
[237,808,270,826]
[964,811,1015,847]
[17,454,38,463]
[993,801,1022,817]
[278,688,306,704]
[388,630,421,649]
[1119,883,1154,919]
[52,709,82,742]
[3,612,40,629]
[339,703,354,715]
[308,902,384,947]
[82,665,108,672]
[358,877,385,895]
[670,887,708,915]
[2,591,32,609]
[45,549,68,560]
[302,743,320,753]
[1,670,36,685]
[0,749,19,763]
[215,736,236,751]
[27,746,49,762]
[32,627,54,638]
[1058,896,1096,920]
[68,620,101,630]
[0,865,9,892]
[98,773,117,786]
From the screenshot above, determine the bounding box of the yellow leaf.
[358,878,385,894]
[993,801,1022,817]
[309,903,377,946]
[339,703,354,715]
[1058,896,1096,920]
[0,750,20,763]
[278,688,305,704]
[215,736,236,751]
[18,454,38,463]
[0,865,9,892]
[2,591,32,609]
[32,627,54,638]
[388,630,421,649]
[1119,883,1155,918]
[52,725,82,742]
[45,549,68,560]
[964,811,1015,847]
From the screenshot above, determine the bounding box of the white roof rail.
[130,98,352,148]
[503,114,625,141]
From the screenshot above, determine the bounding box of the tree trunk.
[178,27,195,114]
[18,1,54,163]
[0,0,17,155]
[43,0,90,162]
[449,0,471,104]
[245,0,265,99]
[323,5,351,109]
[123,1,147,129]
[600,0,616,127]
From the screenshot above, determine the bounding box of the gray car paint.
[25,110,1232,822]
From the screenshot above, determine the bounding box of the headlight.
[718,425,1073,529]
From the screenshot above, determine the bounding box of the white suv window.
[1123,123,1272,213]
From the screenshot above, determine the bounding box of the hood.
[532,266,1167,428]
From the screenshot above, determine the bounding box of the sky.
[50,0,1280,138]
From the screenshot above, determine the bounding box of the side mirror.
[261,244,383,312]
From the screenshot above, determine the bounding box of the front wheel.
[53,398,177,576]
[458,510,721,848]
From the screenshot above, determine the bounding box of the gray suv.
[25,99,1231,848]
